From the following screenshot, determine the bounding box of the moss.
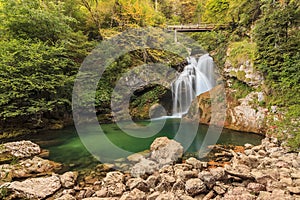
[236,70,246,81]
[230,78,254,100]
[245,78,251,82]
[227,40,256,68]
[129,85,172,120]
[229,71,236,76]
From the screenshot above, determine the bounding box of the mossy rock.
[0,152,17,165]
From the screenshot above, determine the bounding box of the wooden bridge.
[167,23,227,42]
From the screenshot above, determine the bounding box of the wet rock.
[60,171,78,188]
[185,178,206,196]
[150,137,183,167]
[8,174,61,199]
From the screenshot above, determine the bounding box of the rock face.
[8,174,61,199]
[190,85,266,134]
[224,42,264,87]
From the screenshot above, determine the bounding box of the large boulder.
[7,174,61,199]
[2,140,41,158]
[0,140,41,164]
[150,137,183,167]
[0,156,62,181]
[131,137,184,177]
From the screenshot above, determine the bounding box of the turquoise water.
[26,118,263,170]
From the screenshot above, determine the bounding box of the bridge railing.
[166,23,227,31]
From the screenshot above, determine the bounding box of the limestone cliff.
[190,85,266,134]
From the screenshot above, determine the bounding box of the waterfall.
[172,53,215,117]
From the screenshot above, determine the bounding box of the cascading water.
[172,53,215,117]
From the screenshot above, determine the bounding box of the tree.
[0,0,93,129]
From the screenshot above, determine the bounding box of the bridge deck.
[167,24,226,32]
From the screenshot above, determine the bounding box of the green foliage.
[227,40,256,67]
[80,0,165,37]
[0,0,75,42]
[0,186,9,199]
[230,78,253,100]
[253,0,300,149]
[130,85,169,119]
[190,30,229,68]
[203,0,230,23]
[0,0,94,127]
[0,39,77,119]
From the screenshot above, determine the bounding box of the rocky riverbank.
[0,137,299,200]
